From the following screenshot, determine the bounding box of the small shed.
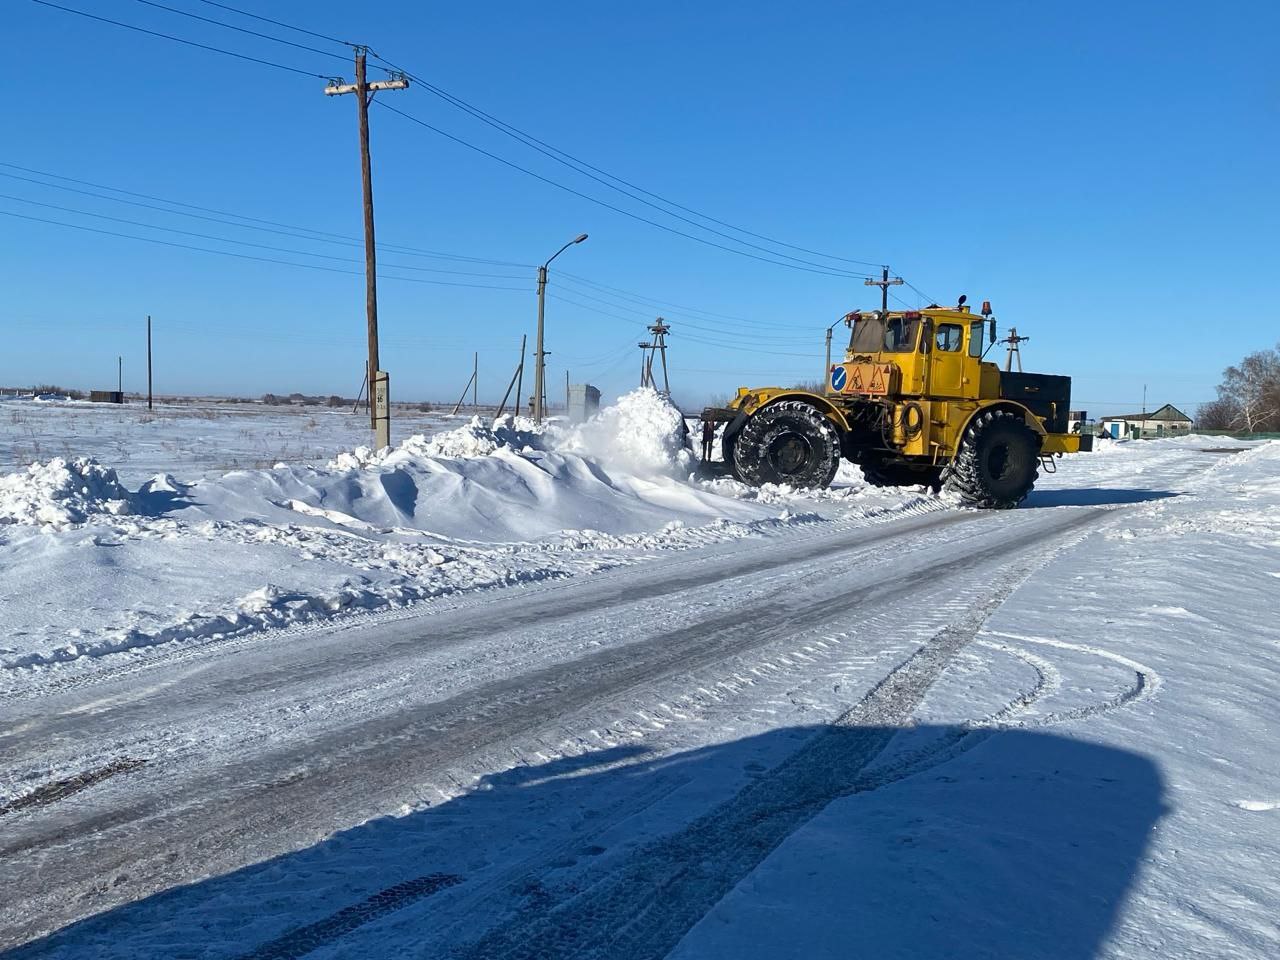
[567,383,601,423]
[89,390,124,404]
[1099,404,1193,439]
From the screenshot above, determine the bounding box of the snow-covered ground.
[0,395,455,485]
[1,393,1277,959]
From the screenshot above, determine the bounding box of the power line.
[553,275,818,338]
[547,292,819,359]
[676,332,818,359]
[902,279,938,305]
[545,293,646,326]
[32,2,902,283]
[0,193,529,279]
[376,101,872,280]
[4,160,852,337]
[7,159,848,340]
[549,281,816,344]
[365,53,884,269]
[126,0,350,63]
[0,162,534,266]
[1,209,530,290]
[374,63,880,275]
[28,0,333,79]
[192,0,353,47]
[555,271,778,329]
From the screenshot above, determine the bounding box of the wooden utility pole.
[495,336,527,419]
[146,315,153,410]
[325,50,408,445]
[864,266,903,314]
[824,327,832,385]
[472,352,478,408]
[450,367,477,416]
[117,355,122,395]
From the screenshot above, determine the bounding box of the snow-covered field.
[0,395,454,485]
[1,392,1277,959]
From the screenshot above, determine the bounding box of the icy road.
[1,401,1278,958]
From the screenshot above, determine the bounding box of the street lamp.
[534,232,588,423]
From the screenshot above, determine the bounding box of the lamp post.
[534,233,588,423]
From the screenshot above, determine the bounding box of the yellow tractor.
[702,299,1089,508]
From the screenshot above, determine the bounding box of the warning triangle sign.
[868,366,886,393]
[849,367,864,391]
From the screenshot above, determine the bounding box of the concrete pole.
[534,265,547,422]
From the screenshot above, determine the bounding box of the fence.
[1192,430,1280,440]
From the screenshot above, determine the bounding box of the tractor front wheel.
[942,409,1040,508]
[732,401,840,489]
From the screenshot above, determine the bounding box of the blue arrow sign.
[830,366,847,391]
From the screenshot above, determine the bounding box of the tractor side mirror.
[989,318,997,344]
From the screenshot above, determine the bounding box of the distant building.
[567,383,601,423]
[1099,404,1193,439]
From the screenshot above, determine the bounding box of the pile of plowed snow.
[267,389,714,541]
[0,457,132,528]
[329,416,545,470]
[556,387,693,475]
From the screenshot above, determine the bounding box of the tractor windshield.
[848,314,922,354]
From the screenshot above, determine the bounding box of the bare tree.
[1216,345,1280,432]
[1196,396,1242,430]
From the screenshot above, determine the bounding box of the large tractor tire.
[861,460,943,492]
[732,400,840,489]
[943,408,1040,508]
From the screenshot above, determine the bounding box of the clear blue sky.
[4,0,1277,415]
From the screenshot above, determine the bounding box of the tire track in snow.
[0,758,148,818]
[0,508,976,706]
[448,515,1098,960]
[236,874,462,960]
[846,614,1165,805]
[977,630,1162,726]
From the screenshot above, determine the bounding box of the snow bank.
[556,388,692,475]
[329,416,544,469]
[0,457,132,528]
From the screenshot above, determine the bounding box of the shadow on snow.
[7,725,1165,960]
[1023,488,1180,508]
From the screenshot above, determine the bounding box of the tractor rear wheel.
[861,460,943,492]
[942,409,1040,508]
[732,401,840,489]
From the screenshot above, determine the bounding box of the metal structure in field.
[638,318,672,396]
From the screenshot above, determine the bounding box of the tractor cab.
[831,302,997,403]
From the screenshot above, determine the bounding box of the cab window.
[882,316,921,352]
[969,320,984,357]
[935,323,963,352]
